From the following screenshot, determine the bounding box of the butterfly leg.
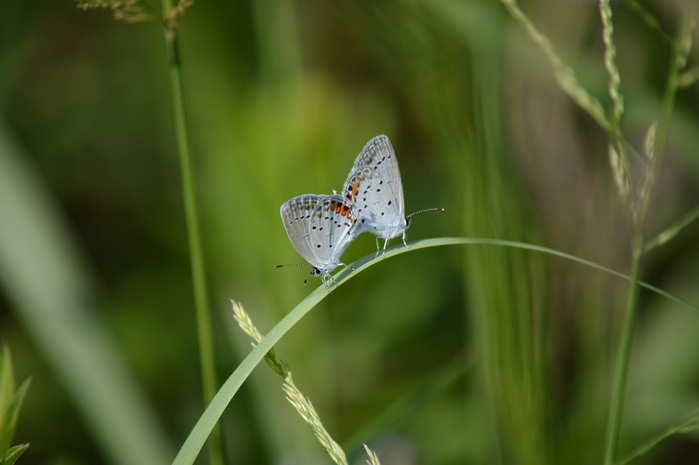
[402,230,409,249]
[341,262,356,272]
[374,236,382,257]
[321,271,337,289]
[382,238,391,251]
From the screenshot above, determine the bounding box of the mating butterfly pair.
[279,135,425,285]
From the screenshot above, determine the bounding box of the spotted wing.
[341,135,406,238]
[280,194,358,273]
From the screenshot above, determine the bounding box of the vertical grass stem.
[161,6,224,465]
[602,10,695,464]
[603,244,642,465]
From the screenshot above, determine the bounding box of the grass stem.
[160,4,224,465]
[603,243,643,465]
[602,10,694,463]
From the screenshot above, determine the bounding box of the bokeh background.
[1,0,699,464]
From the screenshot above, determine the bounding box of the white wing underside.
[342,135,407,240]
[280,194,358,273]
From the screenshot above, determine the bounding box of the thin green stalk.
[614,407,699,465]
[603,244,643,465]
[622,0,673,44]
[654,13,693,171]
[160,3,223,465]
[602,11,694,464]
[499,0,611,131]
[644,203,699,252]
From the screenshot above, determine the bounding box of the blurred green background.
[1,0,698,464]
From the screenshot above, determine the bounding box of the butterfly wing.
[280,194,358,273]
[341,135,407,240]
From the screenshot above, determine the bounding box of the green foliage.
[0,346,31,464]
[1,0,699,464]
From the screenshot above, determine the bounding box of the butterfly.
[278,194,360,285]
[279,135,441,284]
[341,135,411,253]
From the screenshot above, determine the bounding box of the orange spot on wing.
[345,181,360,202]
[333,202,355,221]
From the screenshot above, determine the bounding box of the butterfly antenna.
[275,263,313,269]
[406,207,445,219]
[276,263,320,286]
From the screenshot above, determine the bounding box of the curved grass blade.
[172,237,698,465]
[614,407,699,465]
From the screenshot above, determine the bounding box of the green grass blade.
[0,347,15,421]
[622,0,674,43]
[614,408,699,465]
[173,237,697,465]
[0,121,173,465]
[0,378,31,457]
[1,443,30,465]
[421,238,696,312]
[645,204,699,252]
